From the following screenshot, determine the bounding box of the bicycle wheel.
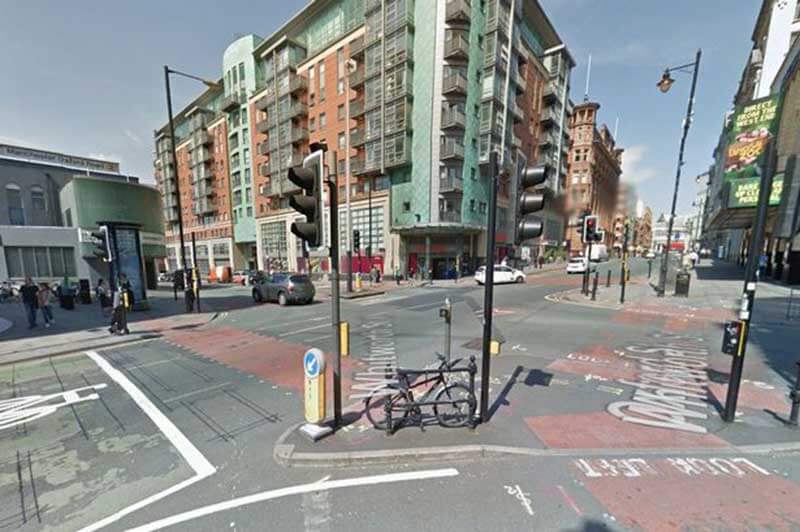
[364,387,412,430]
[434,384,476,428]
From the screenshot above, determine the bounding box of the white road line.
[278,323,330,337]
[260,316,327,331]
[81,351,216,532]
[128,468,459,532]
[164,382,231,404]
[403,302,441,311]
[354,295,407,306]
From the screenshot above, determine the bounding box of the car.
[232,270,252,285]
[252,272,315,306]
[566,257,595,274]
[645,251,656,259]
[474,265,526,285]
[157,272,172,282]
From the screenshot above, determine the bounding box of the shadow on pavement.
[486,365,553,421]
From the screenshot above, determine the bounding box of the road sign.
[303,348,326,424]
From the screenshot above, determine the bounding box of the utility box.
[675,271,691,297]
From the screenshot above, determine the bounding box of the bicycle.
[364,353,477,433]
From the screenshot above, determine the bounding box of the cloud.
[124,129,143,145]
[621,145,659,184]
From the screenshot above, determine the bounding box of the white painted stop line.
[128,468,460,531]
[80,351,216,532]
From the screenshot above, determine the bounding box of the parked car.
[474,265,526,285]
[232,270,252,285]
[158,272,173,282]
[248,270,266,285]
[566,257,595,274]
[252,272,315,306]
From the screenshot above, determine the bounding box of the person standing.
[37,282,54,328]
[20,277,38,329]
[109,274,131,335]
[96,279,111,316]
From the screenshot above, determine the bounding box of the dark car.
[252,272,315,306]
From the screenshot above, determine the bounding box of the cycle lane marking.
[80,350,216,532]
[127,468,459,532]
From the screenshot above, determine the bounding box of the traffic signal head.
[515,165,550,245]
[288,154,324,248]
[91,225,112,262]
[583,215,599,243]
[353,229,361,251]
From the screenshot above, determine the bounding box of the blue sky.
[0,0,761,217]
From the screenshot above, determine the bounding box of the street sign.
[303,348,326,424]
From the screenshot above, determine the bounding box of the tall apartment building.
[155,0,573,278]
[563,100,623,253]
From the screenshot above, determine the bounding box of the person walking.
[37,282,54,328]
[109,274,132,335]
[96,279,112,316]
[20,277,38,329]
[394,265,401,286]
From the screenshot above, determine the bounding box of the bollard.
[591,271,599,301]
[648,259,653,279]
[790,361,800,427]
[606,270,611,288]
[440,297,452,362]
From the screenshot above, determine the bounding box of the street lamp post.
[656,49,702,297]
[163,66,219,312]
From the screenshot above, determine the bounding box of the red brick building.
[564,101,623,254]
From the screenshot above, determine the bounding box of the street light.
[656,49,702,297]
[163,65,220,312]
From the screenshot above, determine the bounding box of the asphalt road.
[13,258,799,531]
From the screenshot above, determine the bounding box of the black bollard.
[790,362,800,427]
[606,269,611,288]
[591,271,599,301]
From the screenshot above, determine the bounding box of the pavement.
[3,258,800,531]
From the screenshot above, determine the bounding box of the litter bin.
[675,271,691,297]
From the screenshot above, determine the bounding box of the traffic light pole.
[723,139,777,422]
[163,66,192,314]
[328,152,343,428]
[620,220,630,304]
[480,152,499,424]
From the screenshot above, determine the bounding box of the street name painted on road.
[607,340,711,434]
[574,457,770,479]
[349,318,398,399]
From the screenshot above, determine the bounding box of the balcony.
[192,130,210,147]
[164,206,179,222]
[384,10,415,36]
[192,183,215,199]
[442,73,468,96]
[445,0,471,23]
[439,210,462,223]
[194,165,214,181]
[440,141,465,160]
[543,84,559,104]
[220,93,240,112]
[193,200,215,215]
[259,181,275,197]
[256,118,271,134]
[288,126,308,145]
[444,33,470,60]
[511,70,527,93]
[190,147,212,167]
[440,175,464,194]
[258,142,270,156]
[540,107,559,127]
[288,75,308,95]
[511,134,522,149]
[285,101,307,120]
[441,109,466,130]
[350,157,364,175]
[350,129,365,147]
[349,66,365,87]
[350,98,365,117]
[509,99,524,123]
[350,35,365,57]
[255,95,271,111]
[539,132,557,148]
[365,0,381,13]
[259,163,270,178]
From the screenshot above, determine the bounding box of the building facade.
[612,182,637,255]
[563,101,623,254]
[634,206,653,254]
[155,0,574,278]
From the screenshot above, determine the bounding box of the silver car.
[252,272,315,306]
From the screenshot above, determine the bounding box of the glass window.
[31,186,46,211]
[238,62,245,82]
[34,247,50,277]
[63,247,76,277]
[338,104,345,120]
[232,67,238,85]
[318,62,326,101]
[5,247,22,278]
[338,132,346,150]
[21,247,35,275]
[320,113,327,129]
[6,184,24,225]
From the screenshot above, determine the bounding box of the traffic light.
[353,229,361,252]
[583,215,599,243]
[91,225,112,262]
[514,164,550,245]
[288,152,324,248]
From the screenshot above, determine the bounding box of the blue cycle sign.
[304,348,325,379]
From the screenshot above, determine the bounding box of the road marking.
[259,316,327,331]
[0,384,107,431]
[403,301,442,311]
[128,468,459,532]
[278,323,330,337]
[504,484,535,516]
[81,351,216,532]
[556,485,583,516]
[164,383,231,404]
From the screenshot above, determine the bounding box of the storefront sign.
[728,174,784,208]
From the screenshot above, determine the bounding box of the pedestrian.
[538,255,545,269]
[20,277,39,329]
[109,274,132,335]
[96,279,112,316]
[37,282,54,328]
[394,265,401,286]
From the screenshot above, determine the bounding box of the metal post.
[723,135,776,422]
[328,151,342,428]
[164,66,191,314]
[443,297,452,362]
[606,269,611,288]
[648,259,653,279]
[659,49,701,297]
[346,250,353,293]
[583,240,593,295]
[789,362,800,426]
[480,152,499,423]
[620,220,630,304]
[591,271,598,301]
[368,175,373,262]
[191,232,200,313]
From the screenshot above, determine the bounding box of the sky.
[0,0,762,218]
